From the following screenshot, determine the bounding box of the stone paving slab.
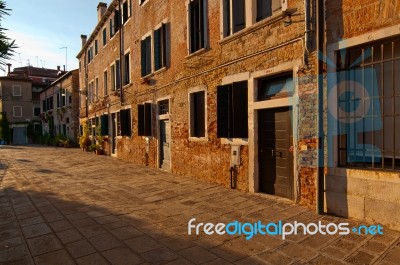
[0,145,400,264]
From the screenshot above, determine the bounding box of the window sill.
[154,66,167,75]
[185,47,207,59]
[221,138,248,145]
[140,74,153,83]
[122,83,132,90]
[219,11,286,45]
[189,136,208,142]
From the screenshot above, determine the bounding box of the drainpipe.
[304,0,311,65]
[118,0,124,106]
[316,0,325,214]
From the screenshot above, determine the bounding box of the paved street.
[0,145,399,265]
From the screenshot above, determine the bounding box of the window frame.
[12,85,22,96]
[154,23,167,71]
[187,0,208,55]
[102,27,107,46]
[103,69,108,96]
[124,51,131,85]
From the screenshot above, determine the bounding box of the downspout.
[316,0,325,214]
[84,50,88,119]
[304,0,311,66]
[118,0,124,106]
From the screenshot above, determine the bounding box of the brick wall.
[78,0,319,206]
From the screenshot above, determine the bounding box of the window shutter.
[120,109,127,136]
[141,40,146,77]
[223,0,231,36]
[189,1,194,53]
[100,114,109,135]
[161,23,167,68]
[144,103,152,136]
[154,28,161,71]
[217,85,231,138]
[138,104,144,136]
[110,19,113,37]
[145,37,151,75]
[116,59,121,89]
[123,1,128,23]
[257,0,272,21]
[232,81,248,138]
[199,0,204,49]
[271,0,282,13]
[126,109,132,136]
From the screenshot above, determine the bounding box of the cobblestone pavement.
[0,145,399,265]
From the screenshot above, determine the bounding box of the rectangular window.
[120,109,132,136]
[223,0,246,37]
[124,52,130,85]
[188,0,205,53]
[95,40,98,55]
[111,64,116,90]
[337,39,400,170]
[190,91,206,137]
[154,24,167,71]
[141,36,152,77]
[13,85,22,96]
[158,99,169,115]
[42,100,46,112]
[217,81,248,138]
[104,70,108,95]
[13,106,22,117]
[258,73,293,100]
[138,103,152,136]
[33,107,41,117]
[103,28,107,46]
[123,0,131,23]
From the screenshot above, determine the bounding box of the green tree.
[0,1,17,70]
[0,112,10,143]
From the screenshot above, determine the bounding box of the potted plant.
[79,121,91,151]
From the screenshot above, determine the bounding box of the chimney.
[81,35,87,47]
[6,63,11,75]
[97,2,108,22]
[63,65,66,71]
[57,65,60,71]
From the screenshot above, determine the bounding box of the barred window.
[337,38,400,170]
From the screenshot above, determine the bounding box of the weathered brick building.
[40,69,80,141]
[0,66,64,144]
[78,0,322,209]
[325,0,400,230]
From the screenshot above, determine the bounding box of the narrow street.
[0,145,399,265]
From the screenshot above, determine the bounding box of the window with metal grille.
[217,81,248,138]
[158,99,169,115]
[337,38,400,170]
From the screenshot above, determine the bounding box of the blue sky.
[2,0,110,75]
